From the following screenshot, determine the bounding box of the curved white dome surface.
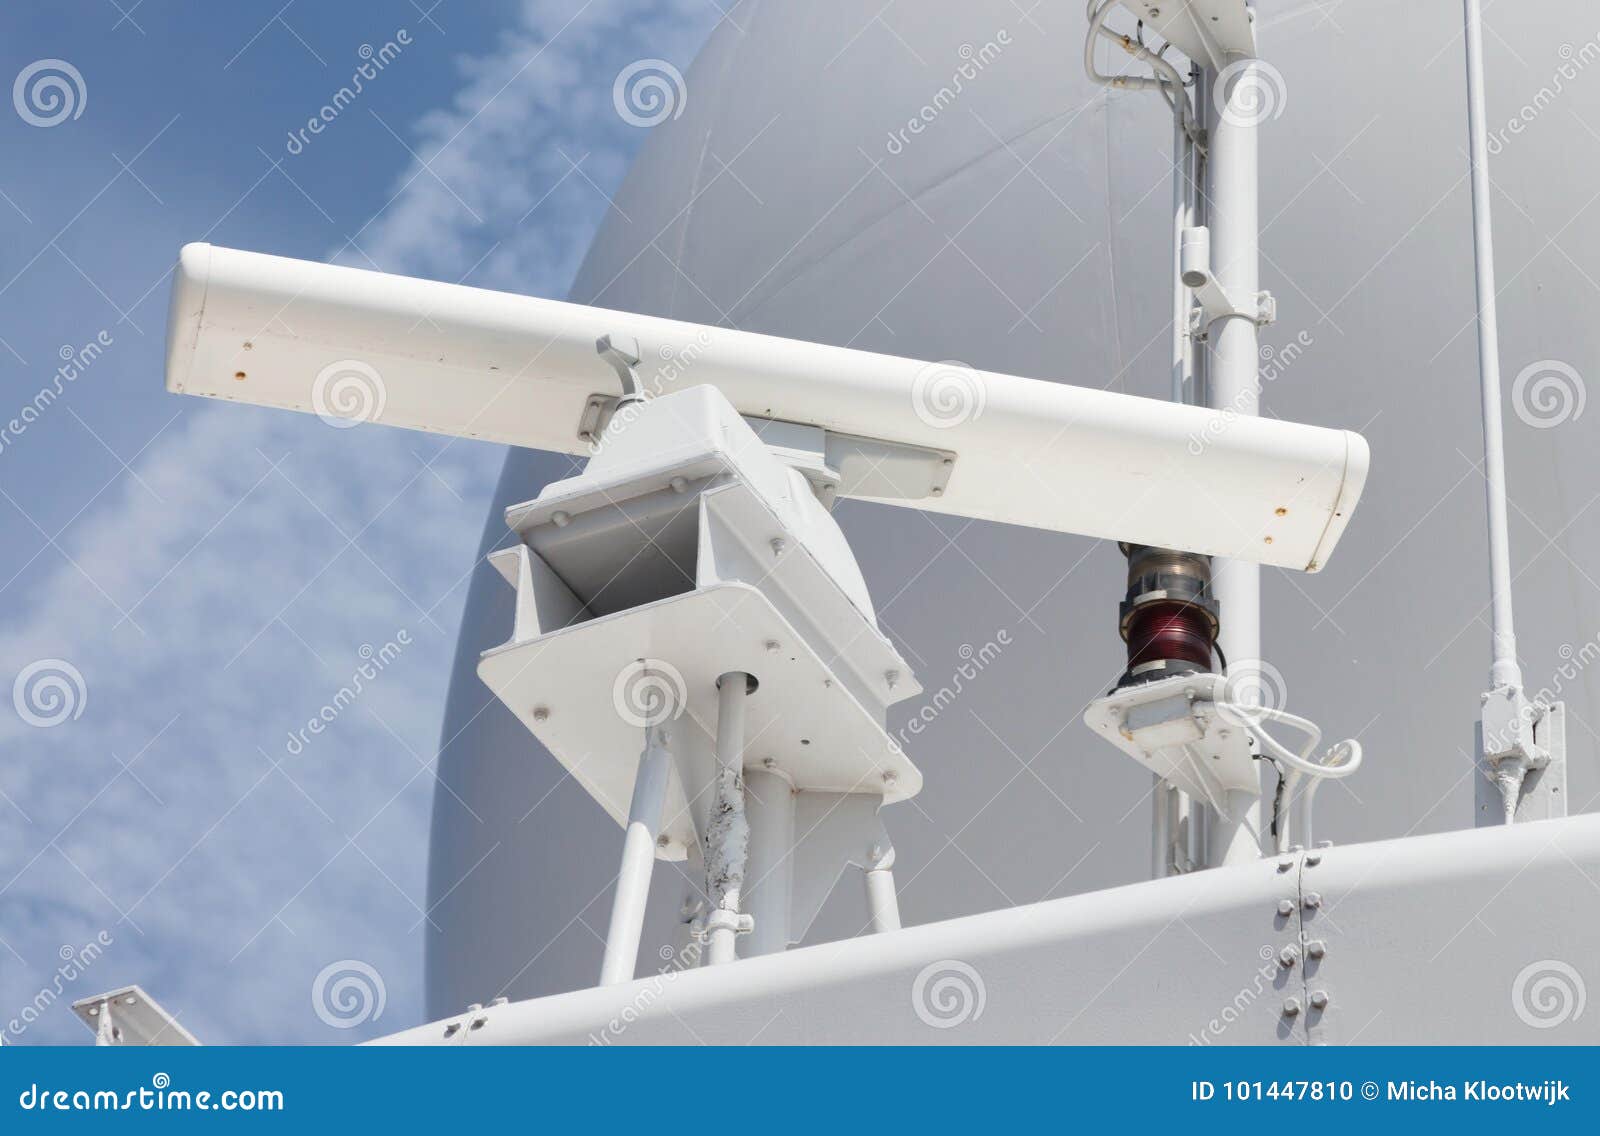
[426,1,1600,1018]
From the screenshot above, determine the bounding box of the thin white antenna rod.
[1462,0,1523,694]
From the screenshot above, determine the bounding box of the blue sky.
[0,0,719,1044]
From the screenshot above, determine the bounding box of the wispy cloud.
[0,0,719,1043]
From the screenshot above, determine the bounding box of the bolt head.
[1282,997,1302,1016]
[1277,946,1298,968]
[656,834,670,848]
[552,510,571,528]
[1277,899,1295,916]
[1305,852,1322,866]
[1304,892,1322,909]
[532,706,550,722]
[1309,991,1329,1010]
[770,537,786,556]
[764,639,781,654]
[1307,940,1327,959]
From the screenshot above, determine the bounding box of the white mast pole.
[1205,57,1266,866]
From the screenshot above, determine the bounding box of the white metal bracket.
[1117,1,1257,70]
[1187,289,1276,339]
[578,332,647,444]
[1181,225,1275,340]
[689,908,755,942]
[1085,673,1258,817]
[71,985,200,1046]
[1476,695,1565,825]
[788,791,897,942]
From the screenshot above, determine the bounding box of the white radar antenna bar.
[165,243,1367,572]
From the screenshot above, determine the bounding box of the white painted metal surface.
[378,814,1600,1045]
[426,0,1600,1025]
[1116,1,1257,72]
[71,986,200,1047]
[165,243,1367,571]
[1085,672,1259,810]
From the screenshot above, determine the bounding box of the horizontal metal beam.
[167,243,1367,570]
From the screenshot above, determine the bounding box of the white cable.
[1224,704,1363,852]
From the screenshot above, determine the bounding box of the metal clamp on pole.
[1181,226,1275,338]
[698,672,757,965]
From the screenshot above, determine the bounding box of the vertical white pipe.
[1187,795,1208,868]
[741,769,794,957]
[1151,774,1172,878]
[1206,60,1265,867]
[705,674,751,967]
[1462,0,1523,693]
[1172,93,1197,405]
[598,728,673,986]
[1163,75,1200,873]
[865,845,902,933]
